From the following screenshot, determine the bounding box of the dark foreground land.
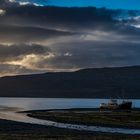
[0,118,139,140]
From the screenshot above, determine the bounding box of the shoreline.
[22,107,140,114]
[24,108,140,130]
[0,119,138,137]
[0,115,139,139]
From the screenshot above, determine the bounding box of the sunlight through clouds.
[0,0,140,76]
[0,9,6,16]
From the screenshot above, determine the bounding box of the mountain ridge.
[0,66,140,98]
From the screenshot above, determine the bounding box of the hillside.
[0,66,140,98]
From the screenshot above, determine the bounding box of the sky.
[17,0,140,10]
[0,0,140,76]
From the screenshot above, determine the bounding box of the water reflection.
[0,98,139,134]
[0,98,139,110]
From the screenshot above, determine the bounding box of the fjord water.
[0,98,139,111]
[0,98,140,134]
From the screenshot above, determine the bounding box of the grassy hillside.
[0,66,140,98]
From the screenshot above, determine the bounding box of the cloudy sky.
[0,0,140,76]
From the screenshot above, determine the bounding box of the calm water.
[0,98,139,134]
[0,98,139,111]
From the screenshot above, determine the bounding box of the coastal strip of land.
[26,108,140,129]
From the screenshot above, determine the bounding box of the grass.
[28,110,140,128]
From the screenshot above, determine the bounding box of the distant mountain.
[0,66,140,98]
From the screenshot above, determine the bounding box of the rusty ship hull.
[100,100,132,111]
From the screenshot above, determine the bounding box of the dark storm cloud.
[0,25,73,43]
[0,4,140,76]
[0,6,120,44]
[1,6,118,31]
[0,6,139,43]
[0,6,139,40]
[46,41,140,70]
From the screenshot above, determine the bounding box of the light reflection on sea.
[0,98,139,111]
[0,98,139,134]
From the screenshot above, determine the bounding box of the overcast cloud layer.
[0,0,140,76]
